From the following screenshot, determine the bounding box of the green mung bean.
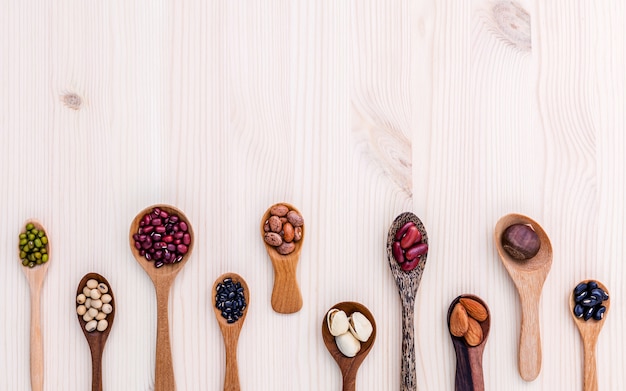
[19,223,49,267]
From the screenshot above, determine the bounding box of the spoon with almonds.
[386,212,429,390]
[494,213,552,381]
[19,220,51,391]
[570,280,610,391]
[129,204,194,391]
[76,273,116,391]
[322,301,377,391]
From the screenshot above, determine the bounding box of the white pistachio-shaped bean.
[83,286,91,296]
[76,305,87,316]
[86,279,98,289]
[335,332,361,357]
[90,289,101,300]
[348,312,373,342]
[326,309,350,337]
[101,294,112,304]
[91,299,102,309]
[85,320,97,332]
[95,312,107,321]
[76,294,86,304]
[102,304,113,314]
[83,312,93,322]
[97,319,108,332]
[97,283,109,294]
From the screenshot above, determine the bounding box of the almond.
[464,317,483,347]
[449,303,469,337]
[459,298,488,322]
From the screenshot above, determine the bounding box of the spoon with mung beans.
[76,273,116,391]
[212,273,250,391]
[386,212,429,391]
[129,204,195,391]
[19,219,51,391]
[570,280,610,391]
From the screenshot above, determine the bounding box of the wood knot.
[492,1,531,52]
[61,92,82,110]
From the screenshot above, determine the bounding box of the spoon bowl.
[494,213,552,381]
[570,280,610,391]
[322,301,377,391]
[76,273,116,391]
[20,219,51,391]
[260,203,305,314]
[386,212,429,390]
[212,273,250,391]
[129,204,194,391]
[447,294,491,391]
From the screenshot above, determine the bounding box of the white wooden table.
[1,1,625,390]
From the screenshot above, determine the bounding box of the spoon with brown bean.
[386,212,429,390]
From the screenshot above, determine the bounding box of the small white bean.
[85,320,97,332]
[76,305,87,316]
[83,286,91,296]
[76,294,86,304]
[95,312,107,320]
[83,312,93,322]
[91,299,102,309]
[97,283,109,294]
[96,319,108,332]
[90,289,101,300]
[101,294,112,304]
[88,308,99,318]
[86,279,98,289]
[102,304,113,314]
[85,298,92,309]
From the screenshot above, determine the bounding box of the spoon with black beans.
[494,213,552,382]
[212,273,250,391]
[386,212,429,391]
[570,280,610,391]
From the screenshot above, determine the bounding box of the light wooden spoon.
[129,204,194,391]
[322,301,377,391]
[260,203,304,314]
[447,294,491,391]
[76,273,116,391]
[494,213,552,381]
[386,212,429,390]
[19,219,50,391]
[570,280,610,391]
[212,273,250,391]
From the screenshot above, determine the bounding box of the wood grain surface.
[1,1,625,390]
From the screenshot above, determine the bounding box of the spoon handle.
[270,257,303,314]
[518,290,542,381]
[400,297,417,391]
[90,346,104,391]
[341,372,357,391]
[155,285,176,391]
[453,341,485,391]
[223,330,241,391]
[29,290,44,391]
[582,335,599,391]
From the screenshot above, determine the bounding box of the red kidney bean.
[177,244,188,254]
[395,221,415,241]
[400,225,421,249]
[163,235,173,243]
[183,233,191,245]
[405,243,428,261]
[392,241,405,264]
[401,257,420,271]
[179,222,188,232]
[134,208,192,267]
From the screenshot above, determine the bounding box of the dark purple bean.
[142,225,154,234]
[141,241,152,250]
[152,233,162,241]
[139,234,147,242]
[155,226,166,234]
[142,215,151,226]
[179,222,188,232]
[140,250,146,256]
[134,241,142,250]
[175,256,183,263]
[133,234,140,241]
[155,250,163,259]
[177,244,188,254]
[163,235,173,243]
[167,244,176,252]
[151,218,162,226]
[183,233,191,245]
[174,231,184,239]
[169,216,179,223]
[145,252,151,260]
[160,210,169,219]
[155,261,164,268]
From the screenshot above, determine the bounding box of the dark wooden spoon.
[76,273,116,391]
[447,294,491,391]
[212,273,250,391]
[386,212,429,390]
[322,301,377,391]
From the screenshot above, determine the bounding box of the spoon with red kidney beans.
[387,212,429,391]
[570,280,610,391]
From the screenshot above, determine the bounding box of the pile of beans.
[392,221,428,271]
[573,281,608,321]
[132,207,191,268]
[215,278,246,324]
[263,204,303,255]
[19,223,49,268]
[76,279,113,332]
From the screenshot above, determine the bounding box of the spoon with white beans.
[76,273,116,391]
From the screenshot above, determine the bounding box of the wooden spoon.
[386,212,429,391]
[447,295,491,391]
[260,203,304,314]
[212,273,250,391]
[322,301,377,391]
[570,280,610,391]
[494,213,552,381]
[19,219,50,391]
[129,204,195,391]
[76,273,116,391]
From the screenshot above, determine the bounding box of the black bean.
[593,306,606,321]
[574,282,588,296]
[573,304,584,318]
[215,277,246,323]
[575,290,588,303]
[583,306,595,321]
[587,281,598,290]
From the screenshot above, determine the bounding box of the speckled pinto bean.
[263,204,304,255]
